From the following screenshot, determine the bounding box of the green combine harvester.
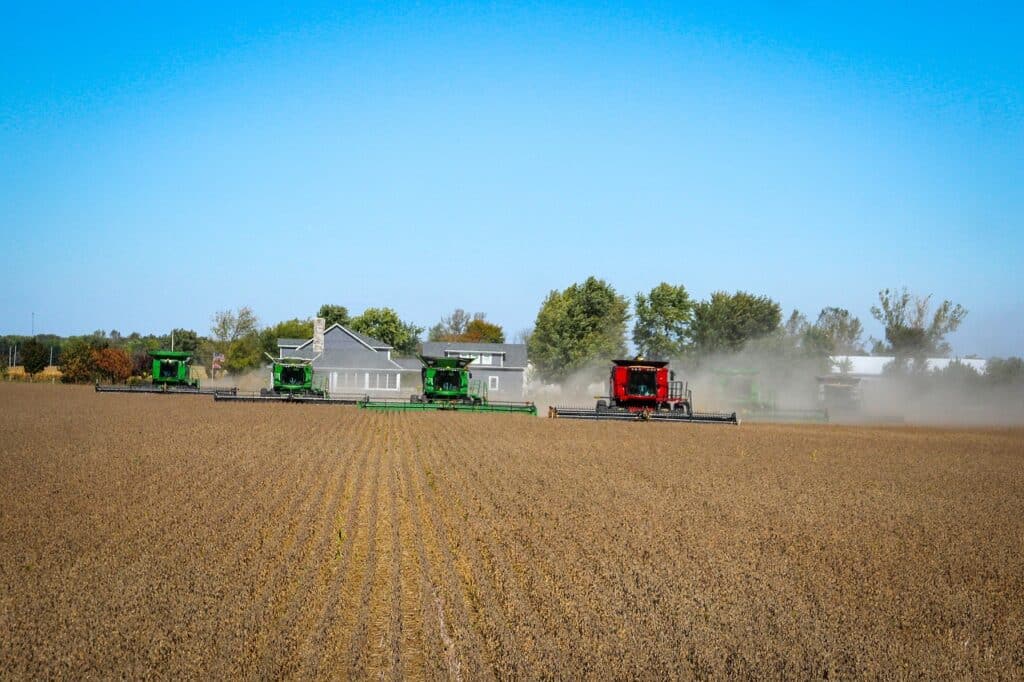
[711,369,828,422]
[96,349,236,395]
[359,356,536,415]
[214,354,359,404]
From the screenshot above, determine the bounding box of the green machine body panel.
[359,355,536,415]
[149,350,199,388]
[264,356,325,397]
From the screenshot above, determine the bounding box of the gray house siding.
[420,341,528,400]
[279,324,419,397]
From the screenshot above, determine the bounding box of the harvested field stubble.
[1,383,1022,678]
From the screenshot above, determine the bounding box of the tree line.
[1,283,1019,387]
[526,277,987,383]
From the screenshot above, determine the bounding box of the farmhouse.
[420,341,529,400]
[278,324,420,396]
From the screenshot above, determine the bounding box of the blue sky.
[2,2,1021,356]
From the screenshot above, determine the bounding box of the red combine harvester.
[549,358,739,424]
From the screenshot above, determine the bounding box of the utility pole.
[31,312,34,336]
[171,329,175,351]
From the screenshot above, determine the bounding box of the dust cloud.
[526,346,1024,426]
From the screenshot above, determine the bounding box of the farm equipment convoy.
[214,355,360,405]
[549,359,739,424]
[95,350,236,395]
[359,356,537,415]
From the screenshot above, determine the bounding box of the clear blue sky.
[2,2,1021,356]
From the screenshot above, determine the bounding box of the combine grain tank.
[359,356,536,415]
[549,359,739,424]
[95,350,236,396]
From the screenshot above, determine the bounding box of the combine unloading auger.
[358,356,536,415]
[548,359,739,425]
[96,350,236,395]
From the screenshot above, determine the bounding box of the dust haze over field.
[528,348,1024,426]
[2,383,1023,678]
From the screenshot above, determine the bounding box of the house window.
[488,375,499,391]
[366,372,399,390]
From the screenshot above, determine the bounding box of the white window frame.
[488,375,499,391]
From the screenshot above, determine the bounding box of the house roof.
[287,323,392,352]
[277,338,305,348]
[829,355,987,376]
[394,356,425,370]
[420,341,528,368]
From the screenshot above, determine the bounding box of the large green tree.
[349,307,423,356]
[259,318,315,357]
[870,288,967,368]
[690,291,782,354]
[19,338,49,373]
[211,306,262,372]
[165,328,199,352]
[814,307,864,354]
[528,277,629,382]
[632,283,694,359]
[317,304,351,328]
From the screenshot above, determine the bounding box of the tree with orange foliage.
[91,348,132,384]
[461,317,505,343]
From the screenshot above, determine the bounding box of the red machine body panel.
[607,359,686,412]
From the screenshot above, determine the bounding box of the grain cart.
[549,358,739,424]
[214,354,360,405]
[359,356,536,414]
[96,350,236,395]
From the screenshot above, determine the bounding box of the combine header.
[359,356,536,415]
[96,350,235,395]
[549,359,739,424]
[214,355,360,405]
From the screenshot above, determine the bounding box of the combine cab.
[549,359,739,424]
[214,355,360,404]
[359,356,536,414]
[96,350,236,395]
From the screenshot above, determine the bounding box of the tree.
[166,328,199,352]
[212,307,262,373]
[428,309,505,343]
[317,304,351,328]
[462,317,505,343]
[690,291,782,354]
[632,283,694,359]
[20,338,49,374]
[986,357,1024,386]
[61,337,103,383]
[814,307,864,354]
[528,277,629,382]
[92,348,132,383]
[224,335,263,373]
[870,288,967,368]
[349,308,423,356]
[211,307,260,346]
[259,318,315,358]
[428,309,474,342]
